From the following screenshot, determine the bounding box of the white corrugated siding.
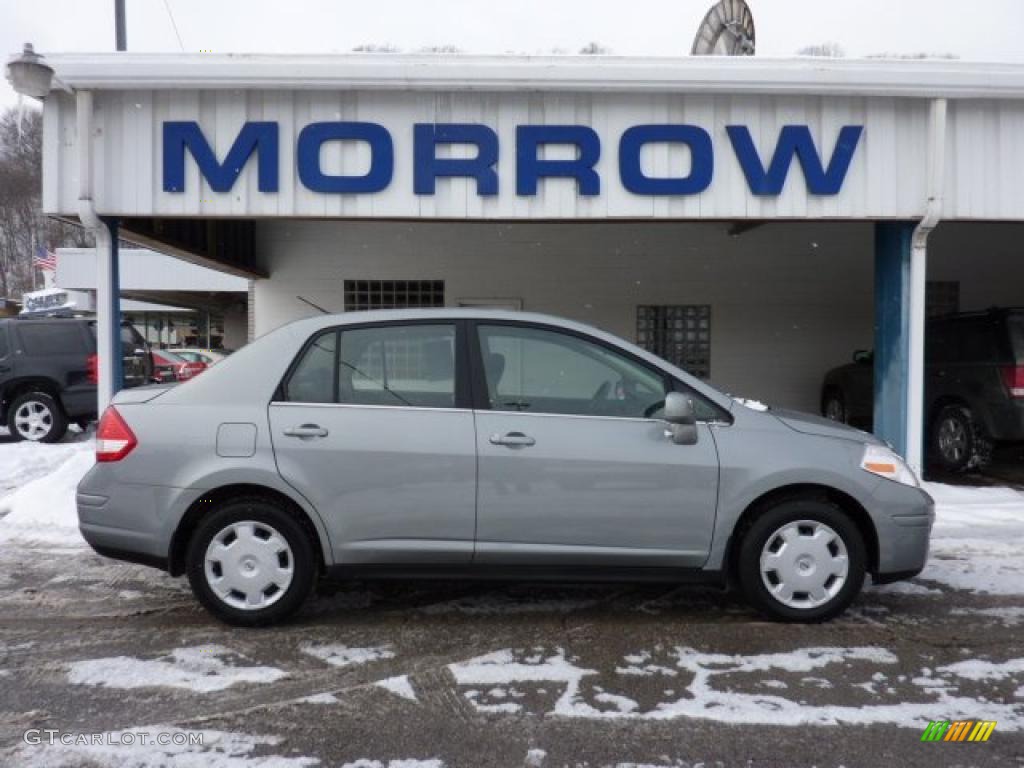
[41,89,1024,221]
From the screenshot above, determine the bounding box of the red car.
[151,349,207,382]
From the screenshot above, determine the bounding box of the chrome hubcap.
[14,400,53,440]
[938,417,967,462]
[760,520,849,610]
[204,521,294,611]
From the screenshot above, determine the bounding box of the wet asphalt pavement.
[0,541,1022,768]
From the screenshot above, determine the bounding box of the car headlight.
[860,444,919,487]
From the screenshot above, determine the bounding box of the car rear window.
[156,350,187,364]
[17,323,86,355]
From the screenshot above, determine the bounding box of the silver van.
[77,310,933,625]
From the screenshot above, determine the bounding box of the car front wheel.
[186,497,317,626]
[7,391,67,443]
[737,498,866,622]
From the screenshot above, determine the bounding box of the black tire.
[822,390,847,423]
[7,391,68,443]
[736,498,866,623]
[929,404,992,473]
[186,496,317,627]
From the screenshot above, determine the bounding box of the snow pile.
[0,438,94,547]
[9,727,318,768]
[302,643,396,668]
[67,645,287,693]
[919,481,1024,595]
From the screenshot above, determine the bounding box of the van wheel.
[186,497,317,627]
[822,390,846,423]
[737,498,866,622]
[930,404,991,473]
[7,392,67,443]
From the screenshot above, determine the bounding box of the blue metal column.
[101,216,123,394]
[873,221,915,456]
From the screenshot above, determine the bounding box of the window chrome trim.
[270,400,726,425]
[270,401,469,414]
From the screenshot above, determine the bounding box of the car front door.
[269,321,477,564]
[471,322,721,568]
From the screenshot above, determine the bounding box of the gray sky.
[3,0,1024,108]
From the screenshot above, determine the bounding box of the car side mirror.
[663,392,698,445]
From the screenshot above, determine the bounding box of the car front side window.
[476,324,667,419]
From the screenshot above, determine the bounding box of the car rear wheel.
[822,391,846,423]
[930,404,992,473]
[7,391,67,443]
[737,498,866,622]
[186,497,317,626]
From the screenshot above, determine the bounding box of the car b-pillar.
[873,221,916,460]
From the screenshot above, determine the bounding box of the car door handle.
[283,424,329,439]
[489,431,536,447]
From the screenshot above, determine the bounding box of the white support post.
[907,98,947,475]
[76,89,117,413]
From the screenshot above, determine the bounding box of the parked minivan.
[821,308,1024,472]
[77,310,933,625]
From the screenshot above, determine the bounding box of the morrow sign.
[162,121,864,198]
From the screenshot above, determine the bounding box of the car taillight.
[96,406,137,462]
[1001,365,1024,398]
[87,354,98,384]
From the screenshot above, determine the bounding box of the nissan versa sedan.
[77,310,934,626]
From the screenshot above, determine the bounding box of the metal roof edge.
[38,53,1024,99]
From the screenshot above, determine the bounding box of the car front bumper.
[870,479,934,580]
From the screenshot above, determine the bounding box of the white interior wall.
[253,220,877,412]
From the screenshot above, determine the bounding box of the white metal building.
[17,53,1024,468]
[55,247,249,348]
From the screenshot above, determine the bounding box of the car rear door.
[470,321,721,568]
[269,321,477,564]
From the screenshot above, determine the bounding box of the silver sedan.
[77,310,933,625]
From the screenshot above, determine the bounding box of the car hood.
[771,408,882,445]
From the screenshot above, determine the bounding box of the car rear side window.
[0,326,8,359]
[283,324,457,408]
[16,323,85,355]
[284,331,337,403]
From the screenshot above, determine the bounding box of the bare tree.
[866,52,959,60]
[417,45,462,54]
[796,42,846,58]
[351,43,401,53]
[0,107,90,300]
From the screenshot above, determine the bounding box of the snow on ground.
[374,674,418,702]
[0,436,94,547]
[301,643,396,668]
[67,645,287,693]
[449,645,1024,729]
[915,481,1024,596]
[10,727,319,768]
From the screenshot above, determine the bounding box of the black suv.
[821,308,1024,472]
[0,318,153,443]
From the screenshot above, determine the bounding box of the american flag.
[32,246,57,272]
